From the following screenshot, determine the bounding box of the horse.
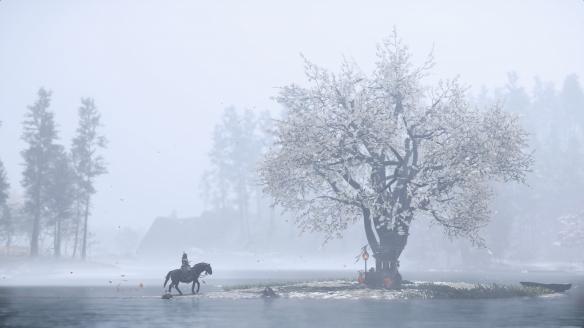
[163,262,212,295]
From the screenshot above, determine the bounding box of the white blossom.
[260,33,531,251]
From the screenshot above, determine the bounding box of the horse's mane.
[191,262,209,270]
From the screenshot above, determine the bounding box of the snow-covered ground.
[169,280,559,301]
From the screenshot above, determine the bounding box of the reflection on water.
[0,271,583,328]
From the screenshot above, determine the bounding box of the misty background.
[1,0,583,273]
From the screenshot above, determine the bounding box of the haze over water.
[1,1,584,327]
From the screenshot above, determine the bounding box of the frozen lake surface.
[1,271,583,327]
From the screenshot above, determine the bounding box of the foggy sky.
[1,0,583,233]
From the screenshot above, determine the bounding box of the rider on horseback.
[181,252,190,271]
[164,262,213,295]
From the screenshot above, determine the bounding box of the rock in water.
[363,271,402,289]
[261,287,278,298]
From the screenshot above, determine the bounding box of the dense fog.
[0,1,583,283]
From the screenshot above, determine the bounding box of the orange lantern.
[362,249,369,261]
[362,249,369,273]
[384,277,393,289]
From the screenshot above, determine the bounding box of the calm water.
[1,271,583,328]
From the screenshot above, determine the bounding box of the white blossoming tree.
[260,33,531,285]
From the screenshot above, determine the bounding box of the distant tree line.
[0,88,107,259]
[399,73,584,269]
[200,107,275,244]
[476,73,584,263]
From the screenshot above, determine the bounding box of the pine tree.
[0,159,12,255]
[21,88,60,256]
[560,74,584,129]
[0,159,8,210]
[46,147,76,257]
[0,205,13,255]
[71,98,107,260]
[205,107,263,242]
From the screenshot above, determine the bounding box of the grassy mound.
[219,280,556,300]
[406,282,552,299]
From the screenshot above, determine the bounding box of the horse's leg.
[191,281,196,294]
[168,275,174,293]
[196,280,200,293]
[175,282,183,295]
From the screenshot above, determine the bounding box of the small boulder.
[261,287,278,298]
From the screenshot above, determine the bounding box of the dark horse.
[163,262,212,295]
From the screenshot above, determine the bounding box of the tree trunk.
[238,190,250,243]
[81,195,90,260]
[72,220,79,258]
[30,206,40,257]
[72,199,81,258]
[362,208,409,288]
[54,216,61,257]
[375,231,407,278]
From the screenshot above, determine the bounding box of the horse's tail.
[163,271,171,287]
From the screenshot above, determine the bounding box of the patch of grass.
[407,283,553,299]
[222,280,555,299]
